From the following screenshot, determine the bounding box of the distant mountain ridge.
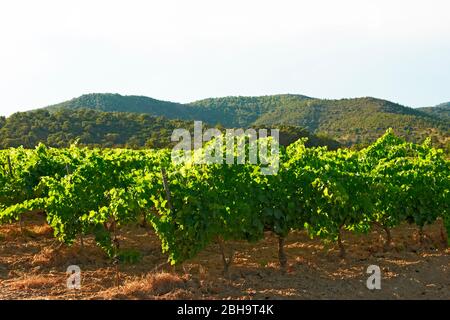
[44,93,314,127]
[39,93,449,147]
[253,97,449,145]
[418,102,450,121]
[44,93,192,119]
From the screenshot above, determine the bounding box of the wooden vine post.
[161,167,174,212]
[160,167,177,273]
[6,155,24,231]
[7,155,13,177]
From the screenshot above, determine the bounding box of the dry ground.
[0,212,448,300]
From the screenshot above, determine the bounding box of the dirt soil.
[0,213,448,300]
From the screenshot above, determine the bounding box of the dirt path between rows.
[0,214,448,299]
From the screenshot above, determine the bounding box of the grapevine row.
[0,129,448,270]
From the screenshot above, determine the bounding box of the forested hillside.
[418,102,450,121]
[0,109,190,149]
[2,93,448,150]
[44,93,191,118]
[187,94,313,127]
[254,97,449,146]
[0,109,339,149]
[36,93,449,147]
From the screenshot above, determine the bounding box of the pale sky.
[0,0,449,117]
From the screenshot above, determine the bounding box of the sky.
[0,0,449,117]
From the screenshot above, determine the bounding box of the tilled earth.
[0,213,448,300]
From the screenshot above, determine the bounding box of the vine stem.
[337,226,346,258]
[140,211,148,228]
[418,226,425,245]
[440,219,448,246]
[19,215,24,233]
[161,168,174,212]
[7,155,13,177]
[115,262,120,290]
[111,219,120,289]
[217,237,234,277]
[373,221,392,250]
[79,234,84,250]
[278,236,288,270]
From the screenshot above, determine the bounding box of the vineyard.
[0,129,449,277]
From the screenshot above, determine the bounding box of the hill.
[418,102,450,121]
[0,109,190,149]
[44,93,313,127]
[187,94,313,127]
[254,97,449,146]
[44,93,194,119]
[0,109,339,150]
[32,93,450,147]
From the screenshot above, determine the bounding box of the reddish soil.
[0,213,448,300]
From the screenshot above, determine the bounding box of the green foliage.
[254,97,449,147]
[117,249,142,264]
[0,130,448,266]
[188,94,313,127]
[0,109,193,149]
[44,93,189,118]
[18,93,450,149]
[0,109,340,150]
[418,102,450,121]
